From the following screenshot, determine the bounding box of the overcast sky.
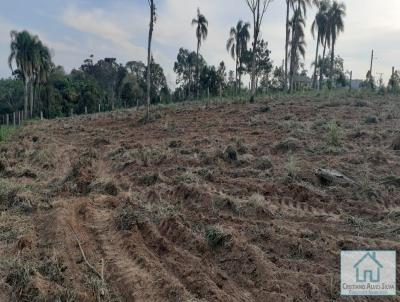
[1,0,400,86]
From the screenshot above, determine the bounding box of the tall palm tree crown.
[8,30,50,117]
[192,8,208,98]
[226,20,250,92]
[327,0,346,85]
[311,0,330,88]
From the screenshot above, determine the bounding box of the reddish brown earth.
[1,94,400,301]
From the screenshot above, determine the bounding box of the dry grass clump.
[284,156,301,183]
[205,225,230,248]
[248,193,266,208]
[89,178,119,196]
[272,137,301,154]
[255,156,273,170]
[325,120,343,147]
[0,180,37,212]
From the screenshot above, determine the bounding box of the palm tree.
[33,41,52,116]
[285,0,316,92]
[226,20,251,93]
[327,1,345,87]
[289,8,306,92]
[146,0,156,121]
[192,8,208,99]
[311,0,329,89]
[8,30,37,118]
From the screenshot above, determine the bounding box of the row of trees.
[4,29,170,118]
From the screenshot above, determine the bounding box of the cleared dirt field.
[1,94,400,301]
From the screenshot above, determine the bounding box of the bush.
[138,173,159,186]
[205,226,229,248]
[365,115,378,124]
[224,145,238,162]
[325,120,343,146]
[255,156,273,170]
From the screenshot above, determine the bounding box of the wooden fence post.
[349,71,353,91]
[40,111,43,120]
[13,112,16,126]
[85,106,88,115]
[70,108,73,117]
[6,114,9,126]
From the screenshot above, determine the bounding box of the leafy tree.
[241,39,273,90]
[174,48,204,99]
[145,57,168,104]
[0,78,24,114]
[245,0,273,100]
[192,8,208,99]
[388,70,400,93]
[271,66,286,91]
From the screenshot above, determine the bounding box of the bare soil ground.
[1,94,400,301]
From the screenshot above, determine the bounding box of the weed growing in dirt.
[205,225,229,248]
[255,156,273,170]
[0,225,19,243]
[175,171,199,184]
[365,115,378,124]
[272,137,300,154]
[138,173,159,186]
[325,120,343,147]
[2,257,34,294]
[115,205,139,231]
[38,255,66,284]
[284,156,300,183]
[248,193,265,207]
[0,180,35,212]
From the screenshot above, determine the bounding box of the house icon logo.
[353,252,383,283]
[341,250,396,296]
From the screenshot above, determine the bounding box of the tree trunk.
[24,79,28,119]
[146,0,154,121]
[238,62,242,93]
[196,39,200,99]
[284,0,290,92]
[330,40,335,88]
[312,33,320,90]
[235,57,238,94]
[30,81,34,118]
[319,39,327,90]
[250,35,257,99]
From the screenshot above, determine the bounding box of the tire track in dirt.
[87,202,257,302]
[87,206,195,302]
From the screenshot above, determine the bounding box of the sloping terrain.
[1,95,400,301]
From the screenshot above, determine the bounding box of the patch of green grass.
[0,126,17,142]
